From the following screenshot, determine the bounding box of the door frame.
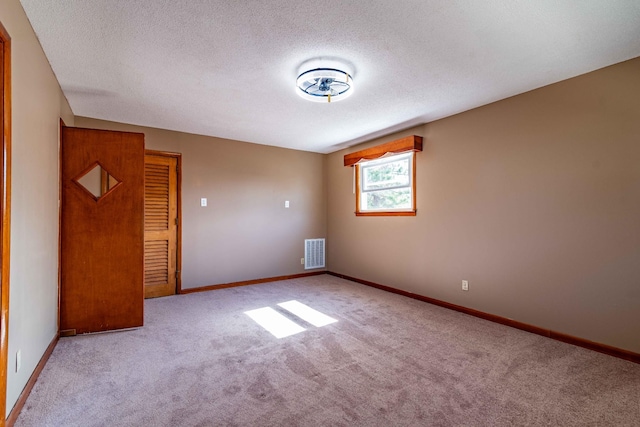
[58,119,65,335]
[145,150,182,293]
[0,21,12,426]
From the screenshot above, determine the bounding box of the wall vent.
[304,239,325,270]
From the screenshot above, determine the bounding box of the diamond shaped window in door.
[73,162,121,201]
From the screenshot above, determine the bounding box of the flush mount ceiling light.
[296,62,354,103]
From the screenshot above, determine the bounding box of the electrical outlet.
[285,201,290,208]
[301,258,305,265]
[462,280,469,291]
[16,350,21,373]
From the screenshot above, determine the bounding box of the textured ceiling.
[20,1,640,153]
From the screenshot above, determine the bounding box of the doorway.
[144,150,181,298]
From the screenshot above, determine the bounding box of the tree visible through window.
[356,152,416,215]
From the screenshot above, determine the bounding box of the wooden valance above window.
[343,135,423,167]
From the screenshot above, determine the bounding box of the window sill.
[355,210,416,217]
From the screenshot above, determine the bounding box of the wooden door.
[144,152,179,298]
[61,127,145,334]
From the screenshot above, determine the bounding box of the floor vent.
[305,239,325,270]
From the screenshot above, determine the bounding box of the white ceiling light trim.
[296,68,354,103]
[296,59,355,103]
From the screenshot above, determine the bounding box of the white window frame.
[355,151,416,216]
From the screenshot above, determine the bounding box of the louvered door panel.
[145,163,170,231]
[144,154,178,298]
[145,241,169,286]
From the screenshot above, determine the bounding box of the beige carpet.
[15,275,640,426]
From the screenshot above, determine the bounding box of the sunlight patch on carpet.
[277,300,338,327]
[244,307,305,338]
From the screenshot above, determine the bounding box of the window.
[356,152,416,216]
[343,135,422,216]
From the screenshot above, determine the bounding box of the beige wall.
[75,117,327,289]
[327,57,640,353]
[2,1,638,416]
[1,0,75,416]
